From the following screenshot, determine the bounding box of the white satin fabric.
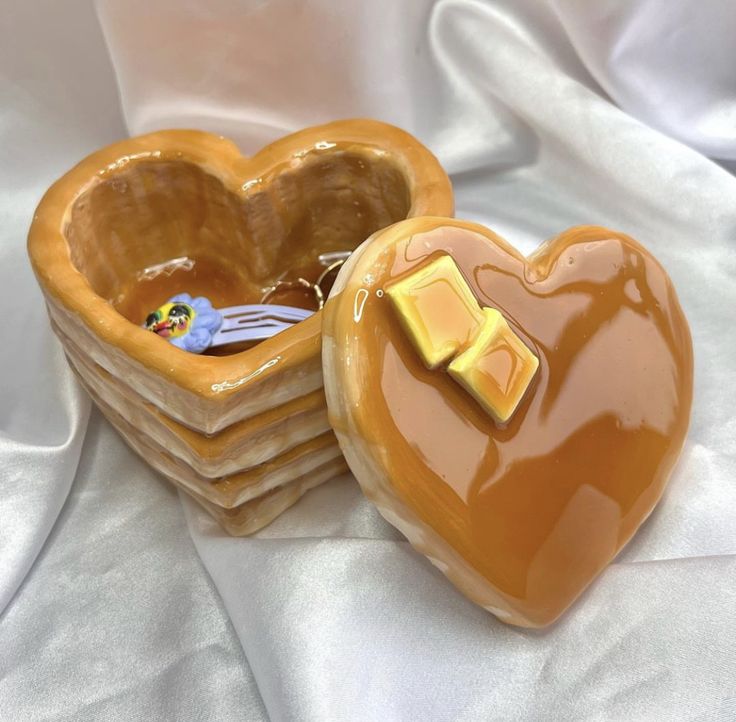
[1,0,735,719]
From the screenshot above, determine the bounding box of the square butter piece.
[448,308,539,424]
[385,255,485,369]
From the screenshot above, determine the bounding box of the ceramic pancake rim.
[28,119,454,402]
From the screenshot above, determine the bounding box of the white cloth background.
[1,0,735,719]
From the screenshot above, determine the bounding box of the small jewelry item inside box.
[142,252,349,352]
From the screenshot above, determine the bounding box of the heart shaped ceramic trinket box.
[322,218,693,627]
[28,120,453,533]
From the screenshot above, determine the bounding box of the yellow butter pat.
[448,308,539,424]
[385,255,485,369]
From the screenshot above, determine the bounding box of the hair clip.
[143,293,314,353]
[143,252,350,353]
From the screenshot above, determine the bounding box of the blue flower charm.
[143,293,223,353]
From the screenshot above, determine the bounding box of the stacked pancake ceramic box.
[28,120,453,535]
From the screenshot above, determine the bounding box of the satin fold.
[2,0,735,718]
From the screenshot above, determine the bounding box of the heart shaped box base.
[28,121,452,533]
[323,218,693,627]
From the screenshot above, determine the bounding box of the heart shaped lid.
[322,217,693,627]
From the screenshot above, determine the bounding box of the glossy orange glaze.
[29,121,453,407]
[114,255,252,322]
[323,218,693,627]
[71,144,410,341]
[27,121,453,534]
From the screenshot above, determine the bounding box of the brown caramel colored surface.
[70,146,410,332]
[29,122,453,415]
[324,218,693,627]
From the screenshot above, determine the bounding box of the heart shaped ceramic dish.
[323,218,693,627]
[29,120,453,532]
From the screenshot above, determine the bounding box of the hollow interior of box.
[64,149,412,335]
